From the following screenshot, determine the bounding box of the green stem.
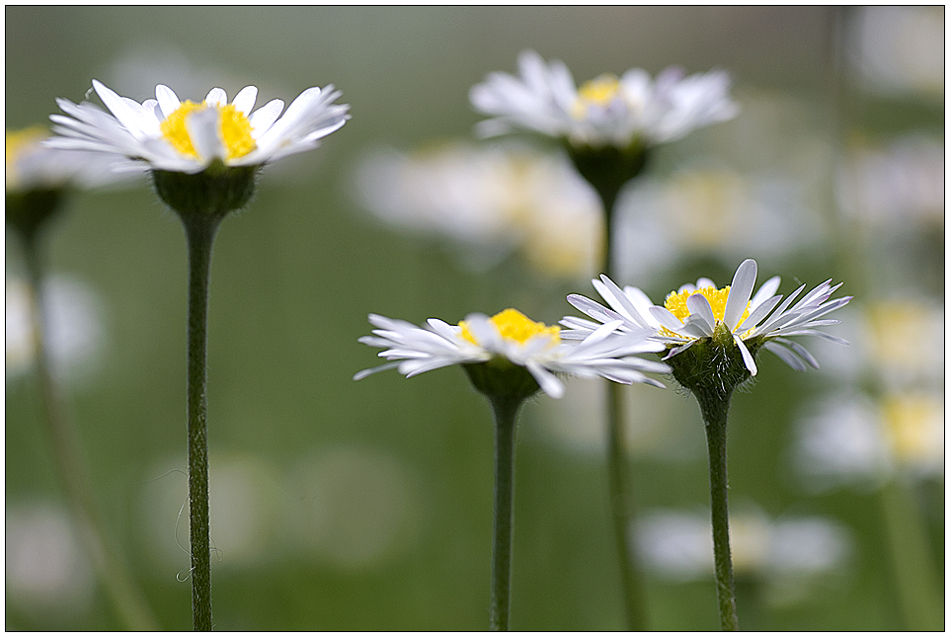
[19,229,159,631]
[601,184,648,631]
[487,394,524,631]
[182,216,220,632]
[697,392,739,631]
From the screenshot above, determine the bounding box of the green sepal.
[462,357,542,402]
[152,163,259,223]
[565,141,650,211]
[5,188,66,241]
[665,323,762,408]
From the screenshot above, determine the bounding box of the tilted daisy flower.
[565,258,852,379]
[470,49,738,150]
[564,261,852,630]
[356,307,669,400]
[356,307,668,630]
[47,79,349,174]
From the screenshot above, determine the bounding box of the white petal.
[649,306,685,332]
[723,259,756,330]
[155,84,182,118]
[185,108,225,162]
[734,334,757,376]
[204,87,228,107]
[686,293,716,334]
[248,98,285,134]
[232,86,258,115]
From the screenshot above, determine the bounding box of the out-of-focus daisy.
[48,80,349,174]
[836,135,944,227]
[7,126,140,192]
[6,501,96,622]
[353,142,603,279]
[635,506,852,587]
[470,50,738,150]
[564,259,852,378]
[794,390,944,491]
[5,274,107,386]
[356,307,668,399]
[848,6,944,99]
[613,166,826,286]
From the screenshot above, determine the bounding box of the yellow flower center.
[573,74,621,118]
[662,285,751,337]
[160,100,256,161]
[459,308,561,346]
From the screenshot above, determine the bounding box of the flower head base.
[48,80,350,175]
[564,259,852,398]
[356,307,669,400]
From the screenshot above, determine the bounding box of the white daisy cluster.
[48,80,349,174]
[356,308,669,399]
[563,259,852,377]
[470,50,738,149]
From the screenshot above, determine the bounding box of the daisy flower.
[355,307,668,399]
[47,80,349,174]
[563,259,851,630]
[356,306,669,630]
[564,258,852,378]
[470,50,738,149]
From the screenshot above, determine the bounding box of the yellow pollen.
[160,101,256,161]
[573,74,622,119]
[662,285,751,337]
[577,74,621,105]
[459,308,561,346]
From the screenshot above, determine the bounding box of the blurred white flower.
[613,166,825,285]
[794,390,944,491]
[836,135,944,226]
[470,50,738,148]
[635,506,852,586]
[848,6,944,99]
[6,502,96,620]
[49,80,349,174]
[808,298,943,392]
[356,307,668,399]
[353,142,603,278]
[6,127,141,192]
[287,446,422,569]
[6,274,108,386]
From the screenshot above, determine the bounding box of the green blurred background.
[5,6,944,630]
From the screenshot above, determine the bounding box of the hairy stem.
[488,394,524,631]
[182,217,220,631]
[697,392,738,631]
